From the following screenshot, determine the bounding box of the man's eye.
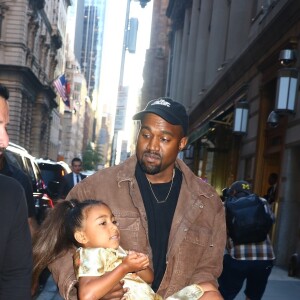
[142,133,150,138]
[112,220,119,226]
[161,137,170,143]
[99,221,106,226]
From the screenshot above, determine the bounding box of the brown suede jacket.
[48,156,226,299]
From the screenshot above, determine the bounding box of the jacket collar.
[116,155,214,198]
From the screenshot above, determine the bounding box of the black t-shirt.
[135,163,182,291]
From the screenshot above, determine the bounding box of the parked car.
[36,158,71,201]
[5,143,53,224]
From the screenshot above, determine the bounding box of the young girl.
[32,199,162,300]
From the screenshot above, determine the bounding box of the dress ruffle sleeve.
[74,247,125,278]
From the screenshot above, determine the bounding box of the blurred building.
[160,0,300,269]
[78,1,106,104]
[73,0,85,63]
[48,0,72,160]
[57,58,88,164]
[141,0,170,108]
[75,1,107,161]
[98,116,110,167]
[80,5,99,101]
[0,0,71,158]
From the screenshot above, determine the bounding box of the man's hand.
[100,281,128,300]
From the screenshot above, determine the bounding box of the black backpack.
[225,194,274,245]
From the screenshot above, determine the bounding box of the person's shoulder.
[178,162,223,206]
[0,173,23,187]
[4,160,25,177]
[90,157,134,177]
[6,162,31,184]
[63,172,73,179]
[83,164,119,181]
[0,174,25,201]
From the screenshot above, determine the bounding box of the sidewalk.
[235,266,300,300]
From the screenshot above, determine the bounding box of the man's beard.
[138,151,162,175]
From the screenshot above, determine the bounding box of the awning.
[187,122,211,145]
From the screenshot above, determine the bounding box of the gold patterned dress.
[73,247,204,300]
[73,246,162,300]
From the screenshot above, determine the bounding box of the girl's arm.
[131,251,153,284]
[78,264,128,300]
[135,266,154,284]
[78,251,150,300]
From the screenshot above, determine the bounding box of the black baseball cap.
[132,97,189,135]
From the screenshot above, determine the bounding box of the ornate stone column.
[30,94,50,158]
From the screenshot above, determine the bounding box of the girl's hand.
[122,251,149,273]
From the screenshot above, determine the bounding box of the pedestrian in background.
[264,173,278,205]
[0,84,32,299]
[218,180,275,300]
[48,97,226,300]
[58,157,86,199]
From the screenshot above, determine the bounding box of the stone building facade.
[163,0,300,269]
[0,0,71,159]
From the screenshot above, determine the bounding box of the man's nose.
[147,137,160,151]
[0,127,9,149]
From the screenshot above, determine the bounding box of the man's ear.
[74,231,88,244]
[179,137,188,151]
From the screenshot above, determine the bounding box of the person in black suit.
[58,157,86,199]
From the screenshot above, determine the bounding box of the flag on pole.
[53,74,70,108]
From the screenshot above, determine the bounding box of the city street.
[235,266,300,300]
[2,1,300,299]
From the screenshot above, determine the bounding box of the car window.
[39,165,63,184]
[23,156,35,183]
[5,147,46,195]
[32,161,44,189]
[37,161,71,187]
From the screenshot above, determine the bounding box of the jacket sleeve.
[0,181,32,300]
[190,200,226,287]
